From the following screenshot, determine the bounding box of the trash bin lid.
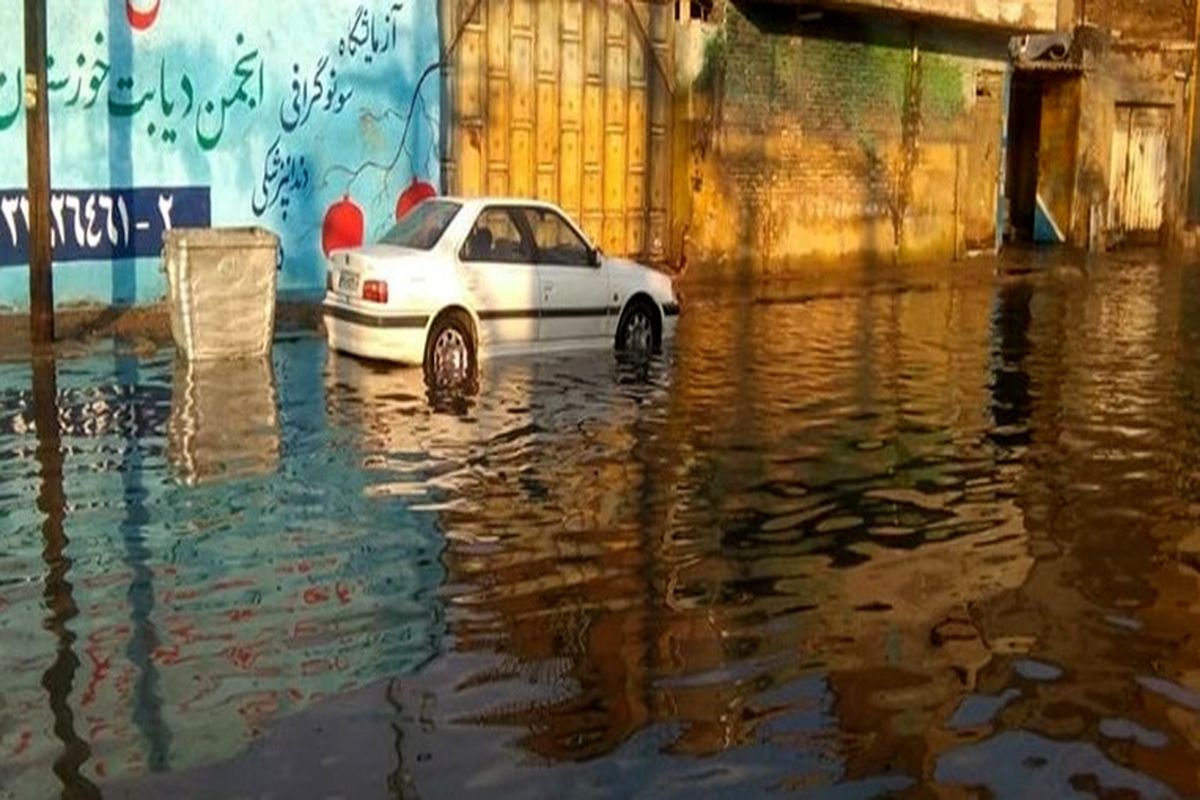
[164,227,280,249]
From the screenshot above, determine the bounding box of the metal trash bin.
[163,227,280,360]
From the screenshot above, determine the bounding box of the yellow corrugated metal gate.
[440,0,674,260]
[1109,105,1170,243]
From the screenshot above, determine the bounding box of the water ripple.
[4,256,1200,798]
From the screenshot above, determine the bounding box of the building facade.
[1,0,1199,313]
[680,0,1200,275]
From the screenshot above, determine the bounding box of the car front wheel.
[616,300,659,354]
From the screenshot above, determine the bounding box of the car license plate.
[337,271,359,293]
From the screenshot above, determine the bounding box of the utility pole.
[24,0,53,345]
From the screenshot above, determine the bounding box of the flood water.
[3,254,1200,798]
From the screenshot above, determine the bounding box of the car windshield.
[378,200,461,250]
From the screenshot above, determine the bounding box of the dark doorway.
[1004,72,1043,242]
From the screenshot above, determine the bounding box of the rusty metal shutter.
[1109,105,1170,242]
[441,0,673,260]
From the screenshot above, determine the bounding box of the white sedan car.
[322,197,680,382]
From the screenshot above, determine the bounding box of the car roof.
[436,196,565,213]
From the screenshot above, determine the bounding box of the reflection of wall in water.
[0,341,446,793]
[377,286,1039,767]
[939,264,1200,798]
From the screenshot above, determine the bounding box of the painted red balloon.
[322,195,364,256]
[395,179,437,220]
[126,0,161,31]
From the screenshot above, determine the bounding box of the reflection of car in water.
[322,198,680,383]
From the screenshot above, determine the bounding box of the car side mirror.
[588,247,601,267]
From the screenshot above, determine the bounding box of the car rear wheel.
[424,310,477,387]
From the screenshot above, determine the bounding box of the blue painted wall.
[0,0,441,311]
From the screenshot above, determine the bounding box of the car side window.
[462,208,534,264]
[520,208,592,267]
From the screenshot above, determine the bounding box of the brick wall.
[686,2,1009,273]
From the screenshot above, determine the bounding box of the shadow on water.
[115,350,170,775]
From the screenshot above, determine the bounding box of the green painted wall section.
[921,54,966,123]
[724,9,964,137]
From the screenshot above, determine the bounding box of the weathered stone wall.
[1081,0,1195,42]
[1054,31,1193,249]
[1078,0,1195,250]
[684,2,1010,275]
